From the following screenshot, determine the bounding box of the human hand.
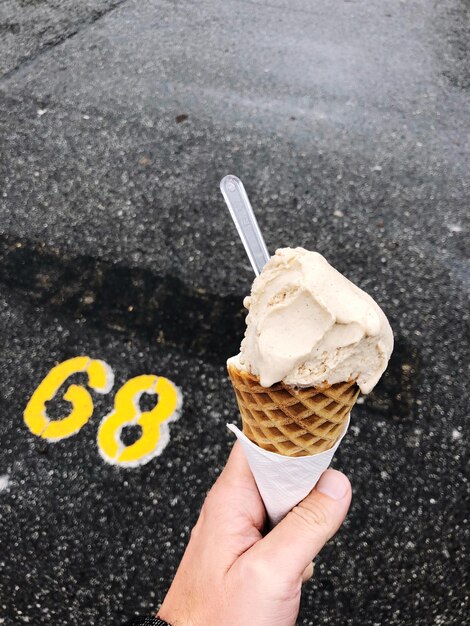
[158,442,351,626]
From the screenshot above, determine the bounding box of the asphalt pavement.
[0,1,469,625]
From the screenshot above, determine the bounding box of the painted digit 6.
[97,375,182,467]
[23,356,114,441]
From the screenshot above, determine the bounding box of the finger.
[301,561,314,583]
[217,441,256,487]
[202,441,266,531]
[254,469,351,580]
[206,441,266,529]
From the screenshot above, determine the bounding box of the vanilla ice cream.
[229,247,393,394]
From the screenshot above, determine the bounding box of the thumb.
[255,469,351,580]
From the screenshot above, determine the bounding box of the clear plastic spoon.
[220,175,270,276]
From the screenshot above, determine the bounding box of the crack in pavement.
[0,0,130,82]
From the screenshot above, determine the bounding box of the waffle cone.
[228,364,360,457]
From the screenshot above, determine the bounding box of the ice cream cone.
[228,363,360,457]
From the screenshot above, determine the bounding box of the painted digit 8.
[97,375,181,467]
[23,356,114,441]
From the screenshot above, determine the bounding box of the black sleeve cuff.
[123,618,172,626]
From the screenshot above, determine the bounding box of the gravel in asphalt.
[0,1,468,624]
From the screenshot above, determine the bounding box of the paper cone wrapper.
[227,416,349,526]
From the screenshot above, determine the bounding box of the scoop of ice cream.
[229,247,393,394]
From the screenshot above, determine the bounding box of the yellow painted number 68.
[23,357,182,467]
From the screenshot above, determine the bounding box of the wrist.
[157,606,181,626]
[158,593,193,626]
[158,604,197,626]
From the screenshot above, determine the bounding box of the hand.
[158,442,351,626]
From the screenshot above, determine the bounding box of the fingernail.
[316,469,349,500]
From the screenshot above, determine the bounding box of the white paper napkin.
[227,416,350,526]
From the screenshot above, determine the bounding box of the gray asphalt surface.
[0,1,469,625]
